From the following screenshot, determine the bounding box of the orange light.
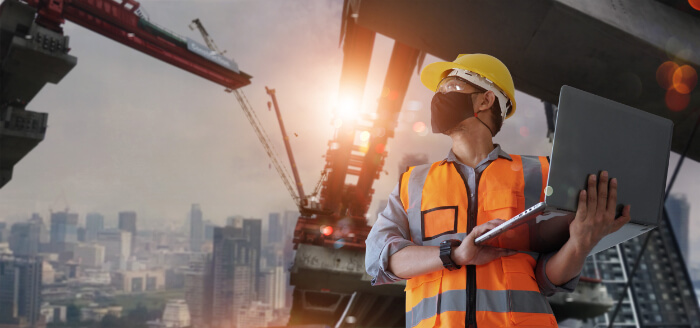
[665,88,690,111]
[656,61,679,90]
[672,65,697,94]
[321,225,333,236]
[375,143,386,154]
[690,0,700,11]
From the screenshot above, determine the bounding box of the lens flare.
[375,143,386,154]
[656,61,679,90]
[665,88,690,111]
[359,131,370,141]
[672,65,697,94]
[413,121,427,133]
[337,96,359,122]
[519,126,530,137]
[690,0,700,11]
[321,225,333,236]
[545,186,554,197]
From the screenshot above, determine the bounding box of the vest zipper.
[456,166,480,328]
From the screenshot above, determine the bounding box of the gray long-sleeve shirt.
[365,145,579,296]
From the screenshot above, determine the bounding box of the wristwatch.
[439,239,462,271]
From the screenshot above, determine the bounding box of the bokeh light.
[381,87,390,98]
[413,121,426,133]
[545,186,554,197]
[510,162,519,172]
[656,61,679,90]
[321,225,334,236]
[359,131,371,141]
[388,90,400,101]
[690,0,700,11]
[665,88,690,111]
[672,65,697,94]
[519,126,530,137]
[375,143,386,154]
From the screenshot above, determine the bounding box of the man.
[365,54,631,327]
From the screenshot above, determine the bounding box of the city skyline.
[0,1,698,267]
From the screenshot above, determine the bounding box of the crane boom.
[231,89,300,204]
[25,0,251,90]
[189,18,311,211]
[265,87,306,204]
[189,18,226,56]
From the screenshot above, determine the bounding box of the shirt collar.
[440,144,512,166]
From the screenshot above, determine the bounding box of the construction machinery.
[0,0,251,189]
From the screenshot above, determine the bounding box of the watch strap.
[439,239,462,271]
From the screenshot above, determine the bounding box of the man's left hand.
[569,171,632,252]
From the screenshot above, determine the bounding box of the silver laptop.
[475,85,673,255]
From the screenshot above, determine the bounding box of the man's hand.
[453,219,517,266]
[569,171,632,253]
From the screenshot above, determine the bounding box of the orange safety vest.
[399,155,557,328]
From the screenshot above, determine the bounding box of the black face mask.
[430,92,478,134]
[430,92,496,136]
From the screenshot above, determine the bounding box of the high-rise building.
[236,301,272,328]
[118,211,137,255]
[184,255,211,328]
[0,222,8,243]
[161,299,191,328]
[85,213,104,242]
[268,213,282,245]
[260,265,286,311]
[9,222,40,256]
[580,211,700,327]
[73,243,105,268]
[0,254,42,327]
[211,226,255,328]
[50,211,78,252]
[28,214,49,245]
[665,194,690,260]
[96,229,131,271]
[204,221,215,242]
[226,216,243,228]
[189,204,204,252]
[243,219,262,298]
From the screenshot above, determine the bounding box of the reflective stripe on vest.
[400,155,557,328]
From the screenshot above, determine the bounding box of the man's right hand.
[453,219,517,266]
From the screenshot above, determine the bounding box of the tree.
[66,304,81,324]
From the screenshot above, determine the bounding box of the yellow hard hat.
[420,54,517,119]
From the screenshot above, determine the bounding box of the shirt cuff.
[535,251,581,296]
[370,239,415,286]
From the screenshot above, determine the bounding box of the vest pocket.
[405,270,442,328]
[501,256,556,327]
[483,190,522,222]
[420,206,458,241]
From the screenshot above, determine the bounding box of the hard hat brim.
[420,60,517,118]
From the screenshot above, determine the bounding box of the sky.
[1,0,699,267]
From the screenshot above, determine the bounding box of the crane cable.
[189,18,300,207]
[231,89,300,205]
